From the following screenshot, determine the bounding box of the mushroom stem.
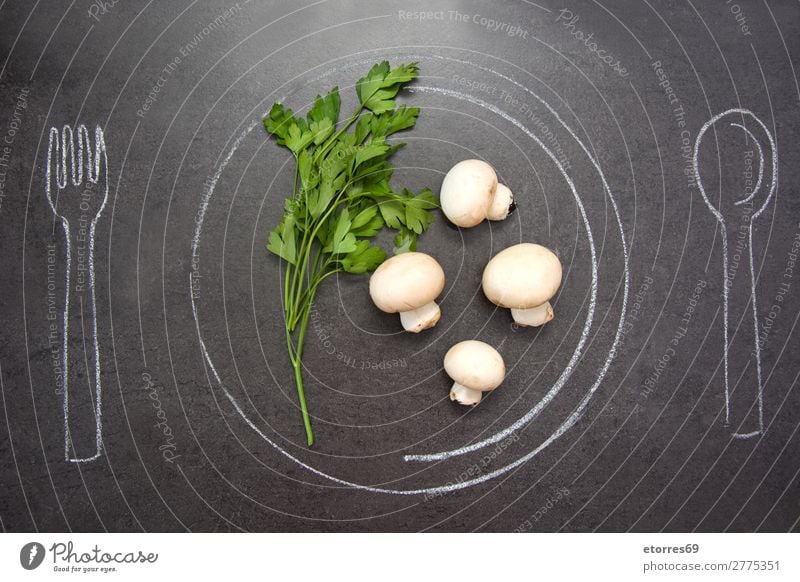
[399,301,441,333]
[511,302,554,327]
[487,183,514,221]
[449,382,483,406]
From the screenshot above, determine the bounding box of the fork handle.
[60,218,102,461]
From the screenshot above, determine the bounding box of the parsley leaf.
[266,214,298,265]
[374,196,406,230]
[370,106,420,137]
[356,61,419,113]
[350,204,384,237]
[393,227,417,254]
[263,103,297,146]
[284,121,314,154]
[403,187,438,234]
[354,139,390,169]
[324,208,358,254]
[306,87,340,127]
[341,240,387,274]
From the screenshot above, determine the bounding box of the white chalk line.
[731,123,764,207]
[737,225,763,438]
[189,58,629,494]
[693,108,777,438]
[45,125,109,462]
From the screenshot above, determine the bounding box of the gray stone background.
[1,0,799,531]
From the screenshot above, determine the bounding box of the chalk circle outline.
[188,55,629,496]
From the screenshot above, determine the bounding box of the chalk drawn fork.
[45,125,109,461]
[694,109,777,439]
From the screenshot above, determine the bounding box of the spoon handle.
[60,217,102,461]
[722,222,763,439]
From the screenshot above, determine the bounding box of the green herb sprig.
[264,61,437,446]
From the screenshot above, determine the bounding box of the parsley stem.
[309,244,323,282]
[288,243,323,329]
[288,229,312,330]
[288,176,355,319]
[289,268,341,329]
[284,261,293,323]
[285,287,315,446]
[291,289,316,446]
[292,159,299,200]
[292,359,314,446]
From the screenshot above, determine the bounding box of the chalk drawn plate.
[187,51,629,496]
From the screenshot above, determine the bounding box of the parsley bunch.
[264,61,437,446]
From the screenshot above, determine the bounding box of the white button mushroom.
[482,243,562,327]
[369,252,446,333]
[444,340,506,405]
[439,159,514,227]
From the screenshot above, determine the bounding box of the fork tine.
[45,127,61,207]
[77,125,93,184]
[61,125,77,187]
[93,126,106,182]
[54,126,67,189]
[76,124,85,186]
[93,126,110,218]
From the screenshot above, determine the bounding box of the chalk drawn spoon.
[45,125,109,461]
[693,109,777,438]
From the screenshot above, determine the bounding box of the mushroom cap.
[439,159,498,227]
[482,243,562,309]
[369,252,445,314]
[444,340,505,392]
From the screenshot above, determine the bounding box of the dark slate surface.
[1,0,799,532]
